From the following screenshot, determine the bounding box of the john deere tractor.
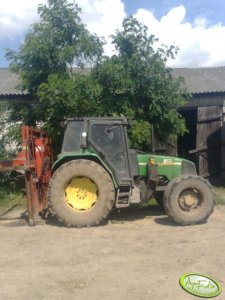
[47,117,214,227]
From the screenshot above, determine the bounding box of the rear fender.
[52,154,119,188]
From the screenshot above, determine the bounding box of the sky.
[0,0,225,68]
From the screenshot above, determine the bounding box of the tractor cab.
[61,117,138,187]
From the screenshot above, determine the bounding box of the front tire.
[163,175,214,225]
[48,159,115,227]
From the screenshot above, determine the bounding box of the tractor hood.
[137,154,196,181]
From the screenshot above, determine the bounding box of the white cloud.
[77,0,125,36]
[0,0,126,55]
[134,5,225,67]
[0,0,46,39]
[76,0,126,55]
[0,1,225,67]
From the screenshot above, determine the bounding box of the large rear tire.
[48,159,115,227]
[163,175,214,225]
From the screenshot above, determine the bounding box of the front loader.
[0,126,52,225]
[0,117,214,227]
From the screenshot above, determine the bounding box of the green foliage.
[214,187,225,205]
[91,16,187,150]
[7,100,40,126]
[128,120,151,150]
[6,0,104,152]
[6,7,188,152]
[0,188,26,209]
[37,73,103,150]
[0,101,21,160]
[6,0,103,95]
[0,102,23,194]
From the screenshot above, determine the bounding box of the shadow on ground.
[0,205,182,228]
[110,206,164,223]
[44,206,167,227]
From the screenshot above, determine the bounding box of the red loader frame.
[0,126,53,225]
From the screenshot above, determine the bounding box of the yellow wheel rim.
[65,177,98,211]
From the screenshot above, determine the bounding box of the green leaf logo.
[179,273,222,298]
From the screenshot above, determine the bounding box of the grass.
[0,189,26,211]
[141,197,158,208]
[214,186,225,205]
[0,184,224,211]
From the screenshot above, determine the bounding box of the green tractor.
[47,117,214,227]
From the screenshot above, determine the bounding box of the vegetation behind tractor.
[0,117,214,227]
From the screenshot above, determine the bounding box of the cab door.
[89,120,132,186]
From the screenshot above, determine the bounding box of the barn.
[173,67,225,178]
[0,68,29,101]
[1,66,225,178]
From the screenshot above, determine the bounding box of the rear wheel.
[163,175,214,225]
[48,159,115,227]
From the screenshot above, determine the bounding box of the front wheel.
[163,175,215,225]
[48,159,115,227]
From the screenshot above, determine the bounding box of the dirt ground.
[0,206,224,300]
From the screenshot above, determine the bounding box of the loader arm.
[0,126,53,225]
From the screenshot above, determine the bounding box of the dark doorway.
[196,106,222,177]
[178,108,198,168]
[178,106,223,177]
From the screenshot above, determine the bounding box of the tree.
[0,102,23,192]
[6,0,104,149]
[6,0,103,95]
[6,10,187,152]
[92,17,187,150]
[0,102,20,159]
[37,73,103,151]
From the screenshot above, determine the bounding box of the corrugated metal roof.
[0,67,91,96]
[0,68,28,96]
[1,66,225,96]
[172,66,225,94]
